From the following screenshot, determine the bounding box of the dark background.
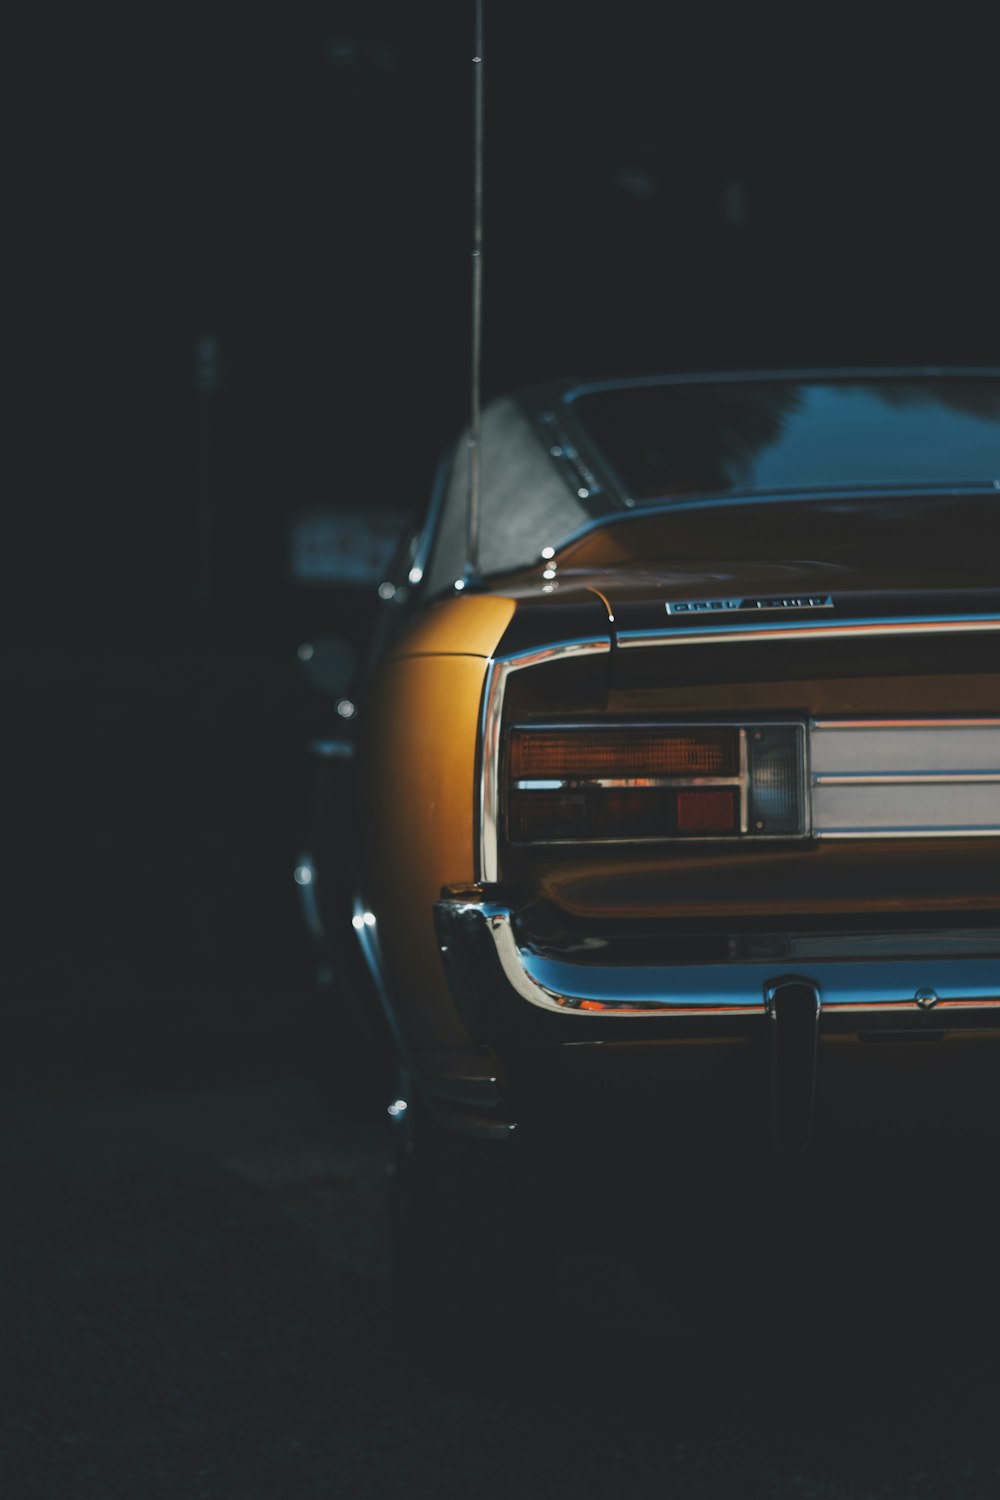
[7,1,997,1062]
[8,0,998,1066]
[4,10,999,1496]
[5,13,997,1124]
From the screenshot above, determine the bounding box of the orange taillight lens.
[504,723,805,845]
[506,726,743,844]
[508,727,738,779]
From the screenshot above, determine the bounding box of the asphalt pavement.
[3,1014,999,1500]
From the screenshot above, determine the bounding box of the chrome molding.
[441,900,1000,1020]
[815,829,1000,840]
[814,774,1000,785]
[562,366,1000,405]
[538,410,606,503]
[812,718,1000,729]
[472,902,764,1016]
[477,638,612,883]
[514,776,745,790]
[405,444,454,589]
[618,614,1000,650]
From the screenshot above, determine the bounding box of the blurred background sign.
[288,506,408,588]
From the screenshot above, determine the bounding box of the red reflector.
[676,788,738,834]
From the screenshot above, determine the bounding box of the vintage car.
[320,368,1000,1324]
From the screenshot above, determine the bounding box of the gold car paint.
[386,593,517,659]
[360,595,515,1053]
[604,672,1000,720]
[525,841,1000,921]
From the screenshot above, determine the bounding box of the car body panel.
[385,594,516,660]
[360,650,488,1050]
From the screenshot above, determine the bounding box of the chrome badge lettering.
[666,595,833,615]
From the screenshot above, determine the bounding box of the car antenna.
[463,0,485,588]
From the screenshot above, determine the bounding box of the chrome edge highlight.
[477,637,612,883]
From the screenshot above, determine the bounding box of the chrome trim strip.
[508,717,750,733]
[812,717,1000,730]
[477,638,612,883]
[479,904,763,1015]
[618,615,1000,649]
[478,657,503,882]
[826,997,1000,1014]
[803,720,814,836]
[451,901,1000,1018]
[538,410,605,502]
[739,727,749,834]
[561,366,1000,405]
[505,833,749,848]
[815,827,1000,840]
[407,445,455,589]
[513,775,744,790]
[814,773,1000,786]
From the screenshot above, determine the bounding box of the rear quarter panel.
[359,595,515,1051]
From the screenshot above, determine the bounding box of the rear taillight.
[506,723,805,844]
[508,727,738,779]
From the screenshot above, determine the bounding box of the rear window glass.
[571,378,1000,502]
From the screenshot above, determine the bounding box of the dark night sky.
[16,4,998,644]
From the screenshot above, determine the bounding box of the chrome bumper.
[433,895,1000,1152]
[434,896,1000,1028]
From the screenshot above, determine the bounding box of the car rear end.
[434,568,1000,1160]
